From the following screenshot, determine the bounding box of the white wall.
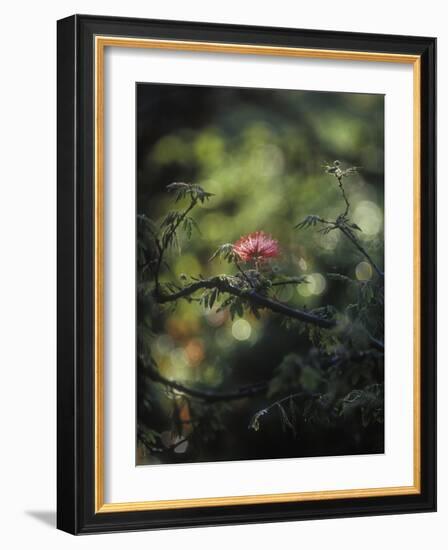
[0,1,443,547]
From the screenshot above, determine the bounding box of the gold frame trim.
[94,36,422,513]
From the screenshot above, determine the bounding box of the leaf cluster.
[166,182,214,204]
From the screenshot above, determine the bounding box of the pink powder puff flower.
[233,231,279,264]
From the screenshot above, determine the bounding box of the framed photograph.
[57,14,436,534]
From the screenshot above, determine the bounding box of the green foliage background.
[136,84,384,465]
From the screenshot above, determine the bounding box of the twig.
[338,225,384,278]
[142,359,268,402]
[248,391,318,432]
[337,175,351,217]
[334,171,383,277]
[235,261,254,287]
[154,198,197,291]
[156,277,383,348]
[265,391,316,412]
[155,276,336,329]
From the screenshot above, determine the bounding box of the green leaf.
[209,288,218,309]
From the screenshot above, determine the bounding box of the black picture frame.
[57,14,436,534]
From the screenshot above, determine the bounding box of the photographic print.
[136,83,385,466]
[57,17,436,533]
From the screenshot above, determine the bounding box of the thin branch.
[235,260,254,287]
[265,391,316,411]
[248,391,318,432]
[298,218,383,278]
[337,175,351,217]
[142,359,268,402]
[141,347,383,408]
[137,218,163,274]
[154,198,197,291]
[315,165,384,278]
[338,225,384,278]
[334,174,383,277]
[156,277,383,348]
[140,240,163,275]
[155,276,336,329]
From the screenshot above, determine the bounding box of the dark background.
[136,83,384,465]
